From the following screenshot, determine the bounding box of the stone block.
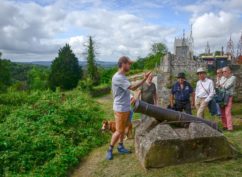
[135,119,236,168]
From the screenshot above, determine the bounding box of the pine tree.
[49,44,82,90]
[0,53,11,91]
[86,36,99,85]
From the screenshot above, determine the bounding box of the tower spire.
[237,32,242,57]
[205,41,210,55]
[181,29,186,58]
[226,35,235,62]
[189,24,194,57]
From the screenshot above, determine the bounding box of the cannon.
[133,100,218,130]
[133,100,235,168]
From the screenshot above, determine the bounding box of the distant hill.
[16,60,117,68]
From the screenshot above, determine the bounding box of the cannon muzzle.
[133,100,218,130]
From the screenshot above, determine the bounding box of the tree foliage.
[131,42,167,70]
[27,67,49,90]
[0,58,11,92]
[151,42,168,55]
[99,67,117,84]
[49,44,82,90]
[86,36,100,85]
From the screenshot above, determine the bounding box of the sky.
[0,0,242,62]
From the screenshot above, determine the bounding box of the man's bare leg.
[110,131,121,146]
[118,132,125,144]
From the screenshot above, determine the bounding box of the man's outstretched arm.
[128,72,151,91]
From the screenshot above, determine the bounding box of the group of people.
[170,67,236,132]
[106,56,237,160]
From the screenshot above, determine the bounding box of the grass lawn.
[72,95,242,177]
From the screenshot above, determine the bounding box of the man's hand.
[144,71,152,80]
[170,103,174,108]
[130,97,136,105]
[191,102,195,109]
[128,71,152,91]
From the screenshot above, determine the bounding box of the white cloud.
[66,9,175,61]
[181,0,242,54]
[0,0,241,61]
[0,0,176,62]
[0,0,67,60]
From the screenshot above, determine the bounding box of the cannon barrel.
[133,100,218,130]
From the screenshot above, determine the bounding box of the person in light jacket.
[218,66,236,131]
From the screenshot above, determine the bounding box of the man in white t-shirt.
[195,68,215,118]
[106,56,151,160]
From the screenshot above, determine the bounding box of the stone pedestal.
[135,117,236,168]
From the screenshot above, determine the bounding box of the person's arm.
[224,76,236,90]
[137,90,141,100]
[170,85,175,107]
[154,93,158,105]
[188,83,195,107]
[191,92,195,107]
[128,72,151,91]
[130,95,136,106]
[170,94,175,108]
[153,85,158,105]
[215,77,219,88]
[204,81,215,103]
[195,82,198,101]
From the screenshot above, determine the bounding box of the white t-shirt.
[112,72,131,112]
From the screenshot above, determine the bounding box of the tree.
[0,58,11,92]
[151,42,168,55]
[145,42,168,69]
[86,36,100,85]
[49,44,82,90]
[27,67,49,90]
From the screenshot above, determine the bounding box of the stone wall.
[157,53,206,108]
[129,54,242,107]
[233,66,242,102]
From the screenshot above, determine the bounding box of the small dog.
[101,120,133,139]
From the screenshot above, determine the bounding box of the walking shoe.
[117,145,130,154]
[106,150,113,160]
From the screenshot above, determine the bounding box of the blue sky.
[0,0,242,62]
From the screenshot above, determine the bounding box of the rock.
[135,115,159,136]
[135,118,236,168]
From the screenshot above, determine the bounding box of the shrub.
[0,90,108,176]
[90,84,111,97]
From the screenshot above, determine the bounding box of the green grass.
[0,90,109,177]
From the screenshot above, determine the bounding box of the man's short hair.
[118,56,132,68]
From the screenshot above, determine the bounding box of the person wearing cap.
[170,72,195,114]
[217,66,236,131]
[137,73,158,105]
[195,68,215,118]
[106,56,151,160]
